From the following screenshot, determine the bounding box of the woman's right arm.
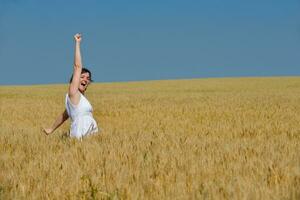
[68,33,83,105]
[43,109,69,135]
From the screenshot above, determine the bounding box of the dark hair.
[69,67,93,83]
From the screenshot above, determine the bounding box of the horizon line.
[1,75,300,87]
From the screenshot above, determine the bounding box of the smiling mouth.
[81,83,87,87]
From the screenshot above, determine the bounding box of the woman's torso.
[65,93,98,138]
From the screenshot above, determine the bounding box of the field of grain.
[0,77,300,199]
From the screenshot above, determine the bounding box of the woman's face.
[78,72,91,93]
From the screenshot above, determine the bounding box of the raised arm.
[43,109,69,135]
[68,33,83,105]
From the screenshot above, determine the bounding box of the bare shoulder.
[68,90,81,106]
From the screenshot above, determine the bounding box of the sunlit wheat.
[0,77,299,199]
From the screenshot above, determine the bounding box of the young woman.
[43,33,98,139]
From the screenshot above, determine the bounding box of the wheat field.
[0,77,300,199]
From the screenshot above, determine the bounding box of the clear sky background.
[1,0,299,85]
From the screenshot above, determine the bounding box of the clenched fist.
[74,33,82,42]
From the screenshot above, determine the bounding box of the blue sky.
[1,0,299,85]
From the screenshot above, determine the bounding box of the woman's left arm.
[43,109,69,135]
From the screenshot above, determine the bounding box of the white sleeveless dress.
[65,93,98,139]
